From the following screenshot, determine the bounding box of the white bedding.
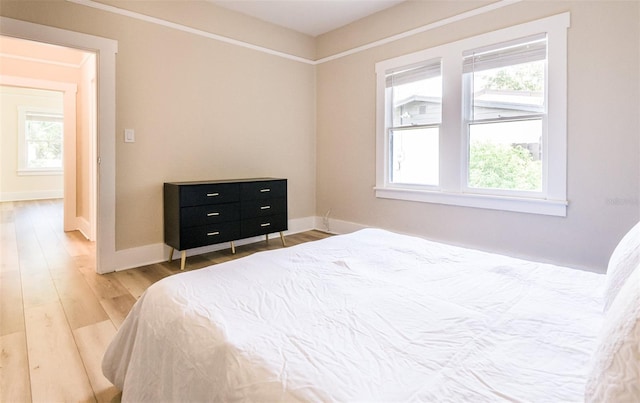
[103,229,605,402]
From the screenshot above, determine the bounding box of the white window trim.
[17,106,64,176]
[375,13,570,217]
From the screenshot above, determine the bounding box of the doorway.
[1,16,118,274]
[0,36,97,253]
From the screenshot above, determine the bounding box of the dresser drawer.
[240,198,286,219]
[180,183,239,207]
[240,214,287,238]
[240,180,286,200]
[180,222,240,250]
[181,203,239,228]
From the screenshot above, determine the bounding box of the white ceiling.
[208,0,405,37]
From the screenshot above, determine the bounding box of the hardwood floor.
[0,199,331,402]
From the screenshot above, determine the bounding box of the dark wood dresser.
[164,178,287,270]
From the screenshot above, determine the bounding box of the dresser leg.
[279,231,286,246]
[230,241,236,254]
[180,251,186,271]
[265,233,269,244]
[168,247,175,262]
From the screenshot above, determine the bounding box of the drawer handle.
[260,205,271,210]
[207,231,220,236]
[260,188,271,193]
[206,193,220,197]
[260,223,271,227]
[207,212,220,216]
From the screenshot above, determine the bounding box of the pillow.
[603,221,640,312]
[585,264,640,402]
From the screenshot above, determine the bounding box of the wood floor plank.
[82,268,130,300]
[15,226,49,275]
[99,294,137,329]
[0,221,19,273]
[0,331,31,402]
[59,230,94,258]
[74,320,120,403]
[21,271,59,309]
[110,270,156,300]
[74,254,97,275]
[0,271,25,336]
[136,263,174,284]
[51,271,110,330]
[24,301,95,402]
[34,215,79,274]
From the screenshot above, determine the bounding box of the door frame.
[1,16,118,273]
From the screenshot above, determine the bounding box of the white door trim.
[1,16,118,274]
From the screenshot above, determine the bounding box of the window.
[463,34,546,194]
[18,107,64,174]
[386,60,442,186]
[375,13,569,216]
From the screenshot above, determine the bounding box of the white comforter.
[103,229,604,402]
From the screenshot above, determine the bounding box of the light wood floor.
[0,199,331,402]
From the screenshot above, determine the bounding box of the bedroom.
[1,0,637,274]
[0,0,638,401]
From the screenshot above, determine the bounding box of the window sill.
[17,169,63,176]
[374,186,567,217]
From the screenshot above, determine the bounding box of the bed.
[102,227,640,402]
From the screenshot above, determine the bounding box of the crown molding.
[66,0,522,65]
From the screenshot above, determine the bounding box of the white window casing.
[17,106,64,175]
[375,12,570,217]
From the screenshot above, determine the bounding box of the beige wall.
[316,0,640,272]
[0,86,64,200]
[0,0,317,251]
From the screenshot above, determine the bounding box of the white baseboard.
[313,216,370,235]
[76,217,92,240]
[109,216,318,272]
[0,190,63,202]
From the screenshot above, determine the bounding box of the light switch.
[124,129,135,143]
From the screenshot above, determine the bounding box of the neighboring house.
[393,89,543,160]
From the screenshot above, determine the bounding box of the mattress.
[102,228,605,402]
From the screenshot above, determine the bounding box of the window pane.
[468,119,542,191]
[470,60,545,120]
[25,119,63,169]
[391,127,439,186]
[390,63,442,127]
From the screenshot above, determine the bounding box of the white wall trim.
[109,215,409,273]
[112,216,316,272]
[313,215,369,235]
[375,187,568,217]
[0,191,63,202]
[66,0,315,65]
[76,216,91,240]
[315,0,523,64]
[65,0,521,65]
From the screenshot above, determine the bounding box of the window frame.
[17,106,64,175]
[375,13,570,216]
[386,58,443,188]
